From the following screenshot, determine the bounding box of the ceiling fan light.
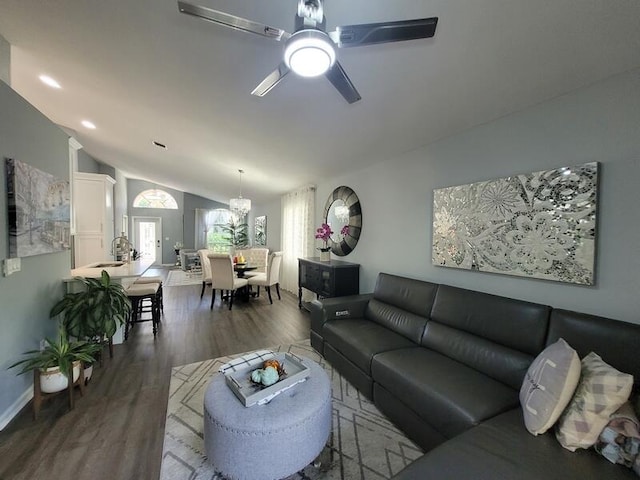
[284,30,336,77]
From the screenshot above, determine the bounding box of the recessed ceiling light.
[152,140,167,149]
[39,75,61,89]
[81,120,96,129]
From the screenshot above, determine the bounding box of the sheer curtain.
[194,208,210,250]
[280,185,315,296]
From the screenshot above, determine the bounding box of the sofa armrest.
[310,294,373,334]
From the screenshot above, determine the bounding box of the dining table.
[234,264,257,278]
[233,264,258,302]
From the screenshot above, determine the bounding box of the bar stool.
[125,282,161,339]
[134,275,164,312]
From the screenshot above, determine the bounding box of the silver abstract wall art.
[254,215,267,246]
[5,158,71,258]
[432,162,598,285]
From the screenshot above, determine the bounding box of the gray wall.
[183,193,227,249]
[253,199,282,253]
[128,179,184,264]
[98,163,116,179]
[77,149,100,174]
[314,68,640,324]
[0,80,71,423]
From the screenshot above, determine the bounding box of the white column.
[0,34,10,85]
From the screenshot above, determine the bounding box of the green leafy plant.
[9,326,102,378]
[221,218,249,248]
[50,270,132,341]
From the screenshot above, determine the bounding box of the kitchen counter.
[65,258,155,281]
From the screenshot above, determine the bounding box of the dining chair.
[247,251,283,304]
[235,247,269,278]
[199,249,213,298]
[208,253,249,310]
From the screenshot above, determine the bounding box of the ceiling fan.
[177,0,438,103]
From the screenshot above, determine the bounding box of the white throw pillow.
[520,338,581,435]
[556,352,633,451]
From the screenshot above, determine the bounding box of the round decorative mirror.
[323,186,362,256]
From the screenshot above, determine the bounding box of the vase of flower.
[315,223,333,261]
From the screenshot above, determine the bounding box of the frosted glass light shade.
[230,197,251,216]
[284,30,336,78]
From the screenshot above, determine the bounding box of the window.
[195,208,247,252]
[133,189,178,209]
[206,209,233,253]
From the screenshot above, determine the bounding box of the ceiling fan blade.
[178,1,291,41]
[325,62,361,104]
[329,17,438,48]
[251,63,290,97]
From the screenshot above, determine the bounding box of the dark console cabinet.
[298,257,360,308]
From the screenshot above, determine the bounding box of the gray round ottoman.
[204,357,331,480]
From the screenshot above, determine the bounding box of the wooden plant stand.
[33,363,85,420]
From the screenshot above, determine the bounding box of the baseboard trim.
[0,386,32,431]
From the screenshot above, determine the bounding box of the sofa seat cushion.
[372,348,519,438]
[323,319,416,375]
[393,409,637,480]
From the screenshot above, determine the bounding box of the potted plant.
[315,222,333,261]
[50,270,132,380]
[9,326,101,393]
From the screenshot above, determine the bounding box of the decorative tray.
[225,353,310,407]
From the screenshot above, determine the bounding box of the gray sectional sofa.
[310,272,640,479]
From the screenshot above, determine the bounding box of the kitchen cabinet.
[73,172,115,267]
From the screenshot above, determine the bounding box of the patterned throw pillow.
[556,352,634,451]
[520,338,581,435]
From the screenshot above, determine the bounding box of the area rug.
[165,269,203,287]
[160,340,423,480]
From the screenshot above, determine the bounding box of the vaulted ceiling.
[1,0,639,204]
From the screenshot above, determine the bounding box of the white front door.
[132,216,162,265]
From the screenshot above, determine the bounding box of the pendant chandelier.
[229,169,251,218]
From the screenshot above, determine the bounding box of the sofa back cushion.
[422,322,535,389]
[547,309,640,391]
[364,273,438,344]
[423,285,551,389]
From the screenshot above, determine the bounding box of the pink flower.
[340,225,349,237]
[315,223,333,242]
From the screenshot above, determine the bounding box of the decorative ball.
[261,366,279,386]
[251,369,263,383]
[263,359,280,371]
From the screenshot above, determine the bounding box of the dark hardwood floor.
[0,268,311,480]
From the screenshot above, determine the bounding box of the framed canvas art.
[255,215,267,246]
[432,162,598,285]
[5,158,71,257]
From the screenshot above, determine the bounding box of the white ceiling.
[1,0,639,204]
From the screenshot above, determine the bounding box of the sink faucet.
[111,233,132,263]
